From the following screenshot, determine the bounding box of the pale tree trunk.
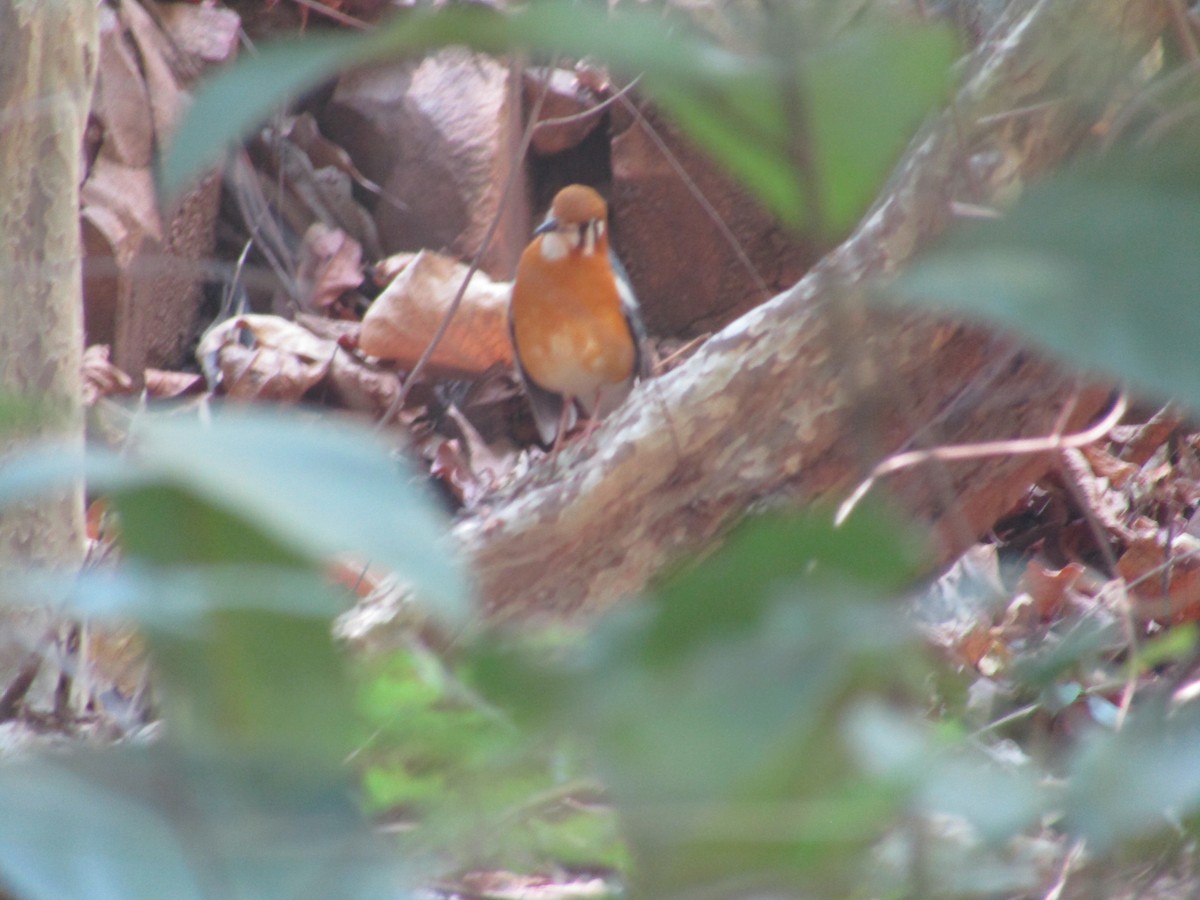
[458,0,1166,619]
[0,0,98,709]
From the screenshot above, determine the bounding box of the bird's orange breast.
[510,241,636,400]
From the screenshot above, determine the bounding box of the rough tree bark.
[458,0,1166,619]
[0,1,98,700]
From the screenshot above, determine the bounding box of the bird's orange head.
[534,184,610,260]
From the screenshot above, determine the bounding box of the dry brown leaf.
[197,315,336,402]
[360,250,513,376]
[525,67,606,156]
[1019,560,1086,622]
[82,344,134,406]
[144,368,204,399]
[1118,533,1200,624]
[326,348,402,418]
[1081,445,1138,489]
[296,223,364,311]
[370,251,421,286]
[956,624,999,670]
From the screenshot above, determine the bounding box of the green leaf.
[630,504,923,666]
[0,442,128,507]
[804,25,957,232]
[478,508,927,895]
[1066,699,1200,850]
[0,410,467,624]
[897,141,1200,411]
[123,409,469,625]
[153,602,356,765]
[0,748,409,900]
[845,700,1048,844]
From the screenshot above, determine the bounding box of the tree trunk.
[0,0,98,703]
[458,0,1165,619]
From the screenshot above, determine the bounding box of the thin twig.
[288,0,370,31]
[836,392,1128,525]
[1043,837,1086,900]
[535,75,641,127]
[1054,444,1138,729]
[616,94,773,302]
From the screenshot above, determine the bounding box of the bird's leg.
[543,397,575,473]
[578,388,605,444]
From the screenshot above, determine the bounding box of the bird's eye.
[577,223,587,243]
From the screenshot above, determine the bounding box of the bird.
[509,184,650,452]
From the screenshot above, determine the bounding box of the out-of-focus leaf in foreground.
[0,749,408,900]
[479,507,931,895]
[896,140,1200,412]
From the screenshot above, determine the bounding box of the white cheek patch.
[581,223,595,256]
[540,231,569,261]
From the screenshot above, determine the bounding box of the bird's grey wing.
[609,249,654,380]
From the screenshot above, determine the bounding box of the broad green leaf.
[0,442,129,506]
[154,603,355,765]
[0,565,342,635]
[124,409,468,625]
[805,25,957,232]
[0,410,467,624]
[478,508,927,895]
[1,554,358,764]
[845,700,1048,843]
[897,141,1200,411]
[1066,699,1200,850]
[0,748,409,900]
[631,504,923,666]
[114,483,311,568]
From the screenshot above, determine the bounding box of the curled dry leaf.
[144,368,204,400]
[82,344,134,406]
[525,66,607,156]
[370,251,421,286]
[326,348,401,419]
[360,250,513,376]
[197,314,336,403]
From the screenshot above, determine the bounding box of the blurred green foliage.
[355,647,628,877]
[3,1,1200,897]
[0,411,457,896]
[899,137,1200,410]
